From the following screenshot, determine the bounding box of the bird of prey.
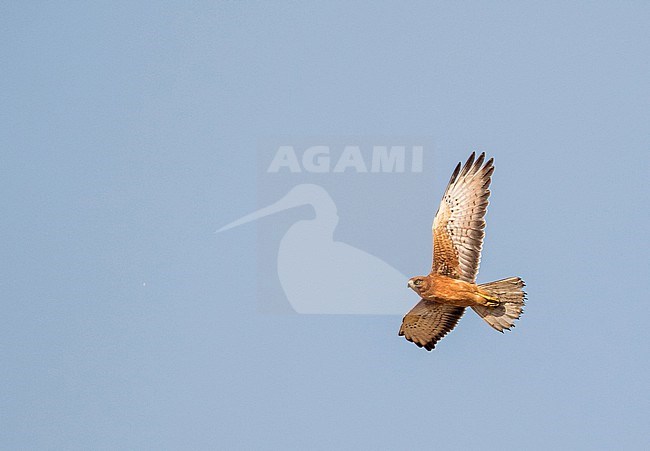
[399,152,526,351]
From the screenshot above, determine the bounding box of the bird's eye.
[414,280,422,286]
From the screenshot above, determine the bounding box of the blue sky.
[1,2,648,449]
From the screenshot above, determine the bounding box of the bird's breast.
[421,275,478,307]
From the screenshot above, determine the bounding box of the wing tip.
[444,151,497,196]
[475,152,486,169]
[447,162,462,190]
[460,152,476,176]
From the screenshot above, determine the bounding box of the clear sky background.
[1,2,649,450]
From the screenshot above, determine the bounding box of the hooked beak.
[407,280,415,289]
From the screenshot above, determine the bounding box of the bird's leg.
[477,292,500,307]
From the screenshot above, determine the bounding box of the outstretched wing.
[432,152,494,282]
[399,300,465,351]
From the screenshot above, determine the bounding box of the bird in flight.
[399,152,526,351]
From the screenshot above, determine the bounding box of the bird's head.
[408,276,430,295]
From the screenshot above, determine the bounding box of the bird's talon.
[480,293,500,307]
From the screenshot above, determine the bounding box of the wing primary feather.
[446,162,461,192]
[460,152,476,178]
[473,152,486,172]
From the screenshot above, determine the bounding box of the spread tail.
[472,277,526,332]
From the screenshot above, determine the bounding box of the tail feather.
[472,277,526,332]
